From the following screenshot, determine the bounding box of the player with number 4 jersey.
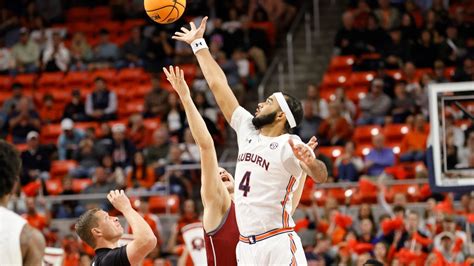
[173,17,328,265]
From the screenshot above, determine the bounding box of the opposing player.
[75,190,157,265]
[0,140,46,265]
[164,65,239,265]
[173,17,328,265]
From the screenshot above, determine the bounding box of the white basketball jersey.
[43,247,64,266]
[0,206,27,265]
[231,107,305,236]
[181,223,207,266]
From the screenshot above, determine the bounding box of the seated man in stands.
[85,77,117,121]
[357,79,391,126]
[364,134,394,176]
[399,114,428,162]
[20,131,51,186]
[8,97,41,144]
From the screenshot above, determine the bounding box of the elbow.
[142,235,158,251]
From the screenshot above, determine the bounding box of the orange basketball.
[144,0,186,24]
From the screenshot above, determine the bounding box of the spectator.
[435,232,465,263]
[144,30,173,73]
[362,14,389,54]
[399,13,418,45]
[166,199,200,254]
[358,218,376,243]
[69,32,93,71]
[297,100,322,143]
[70,139,100,178]
[128,113,147,150]
[364,134,395,176]
[41,31,70,72]
[334,11,360,55]
[457,132,474,168]
[0,37,15,75]
[155,144,193,197]
[452,58,473,82]
[400,115,428,162]
[109,124,136,169]
[179,128,200,163]
[20,131,51,185]
[121,26,146,68]
[2,83,34,117]
[351,0,371,30]
[164,93,186,140]
[391,81,415,123]
[22,197,49,232]
[412,30,437,68]
[126,197,162,247]
[126,151,155,189]
[193,91,218,125]
[11,27,40,73]
[144,127,171,167]
[85,77,118,121]
[9,97,41,144]
[92,29,120,69]
[78,167,118,211]
[433,215,467,251]
[333,87,356,123]
[433,60,449,83]
[358,79,391,125]
[318,102,353,146]
[335,141,364,182]
[143,76,169,118]
[302,84,329,119]
[39,93,62,124]
[63,89,87,121]
[438,24,466,66]
[383,28,411,69]
[52,176,79,218]
[57,118,84,160]
[374,0,400,30]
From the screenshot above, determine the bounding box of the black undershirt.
[92,245,130,266]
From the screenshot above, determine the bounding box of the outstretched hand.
[107,190,132,213]
[163,65,190,98]
[172,16,208,45]
[289,137,318,170]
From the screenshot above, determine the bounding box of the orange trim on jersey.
[289,233,297,266]
[239,228,294,244]
[281,176,297,228]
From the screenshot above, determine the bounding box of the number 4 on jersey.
[239,171,251,197]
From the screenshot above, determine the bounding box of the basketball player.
[75,190,157,265]
[173,18,328,265]
[0,140,46,265]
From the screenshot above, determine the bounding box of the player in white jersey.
[173,17,328,265]
[0,140,46,265]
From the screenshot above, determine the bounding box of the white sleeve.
[280,135,310,178]
[230,106,256,145]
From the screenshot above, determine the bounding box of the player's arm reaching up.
[163,66,231,222]
[289,138,328,184]
[172,17,239,123]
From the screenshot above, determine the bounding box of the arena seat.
[349,71,375,87]
[355,143,373,157]
[38,72,65,88]
[322,72,350,88]
[385,69,403,80]
[50,160,78,179]
[41,123,63,144]
[68,22,98,37]
[72,178,93,193]
[353,125,381,144]
[133,84,152,99]
[319,88,336,101]
[92,69,118,85]
[14,74,37,89]
[65,71,93,87]
[345,86,368,103]
[74,122,99,133]
[0,91,12,106]
[118,68,149,84]
[179,64,197,84]
[328,56,355,72]
[45,179,64,195]
[15,143,28,152]
[66,7,90,22]
[123,19,146,31]
[149,195,180,214]
[91,6,112,22]
[318,146,343,161]
[383,123,410,142]
[0,75,13,90]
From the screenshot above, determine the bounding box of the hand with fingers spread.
[163,65,190,98]
[289,138,317,165]
[107,189,132,213]
[306,136,319,151]
[172,16,208,45]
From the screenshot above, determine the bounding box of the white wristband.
[190,38,208,54]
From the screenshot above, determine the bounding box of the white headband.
[273,92,297,128]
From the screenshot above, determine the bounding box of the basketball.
[144,0,186,24]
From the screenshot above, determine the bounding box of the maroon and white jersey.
[182,223,207,265]
[230,107,306,236]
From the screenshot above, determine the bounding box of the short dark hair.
[94,76,105,83]
[364,259,384,266]
[12,82,23,90]
[282,93,303,134]
[0,140,22,198]
[393,205,406,214]
[75,208,101,248]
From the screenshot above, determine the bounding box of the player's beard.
[252,111,277,130]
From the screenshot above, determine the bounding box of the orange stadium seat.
[14,74,37,88]
[319,88,336,101]
[318,146,343,161]
[444,67,455,79]
[322,72,350,88]
[383,123,410,142]
[64,71,93,87]
[102,21,123,37]
[353,125,381,144]
[45,179,63,195]
[91,6,112,22]
[355,143,373,157]
[41,123,63,144]
[50,160,78,179]
[66,7,90,22]
[38,72,65,88]
[15,143,28,152]
[345,86,368,103]
[123,19,146,31]
[72,178,93,193]
[385,69,403,80]
[92,69,117,85]
[0,91,12,105]
[327,188,347,204]
[328,56,355,72]
[0,75,13,90]
[118,68,148,84]
[133,84,152,99]
[69,22,98,37]
[149,195,180,213]
[349,71,375,87]
[180,64,197,83]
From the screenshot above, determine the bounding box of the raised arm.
[289,138,328,184]
[107,190,157,265]
[163,66,230,210]
[172,17,239,123]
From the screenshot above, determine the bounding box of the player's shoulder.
[277,133,303,144]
